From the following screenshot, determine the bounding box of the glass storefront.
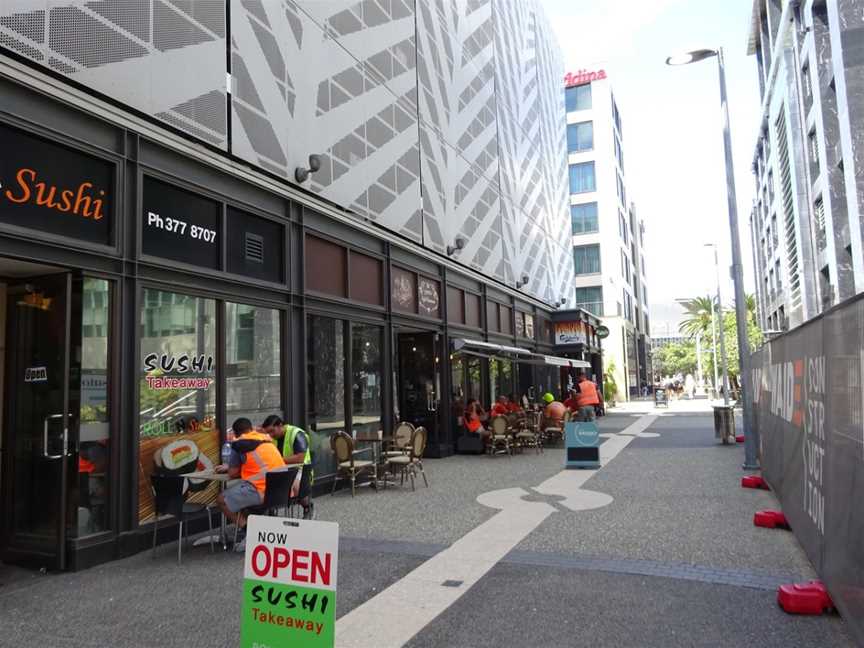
[306,315,346,478]
[351,323,383,437]
[76,278,110,536]
[225,302,281,427]
[489,358,513,404]
[137,289,218,524]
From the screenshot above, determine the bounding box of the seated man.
[216,417,286,550]
[506,394,523,413]
[563,388,580,414]
[490,395,509,417]
[262,415,314,520]
[464,399,489,439]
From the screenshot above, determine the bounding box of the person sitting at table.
[490,395,510,417]
[262,415,314,520]
[464,399,489,439]
[563,387,581,414]
[506,394,523,413]
[542,392,566,424]
[215,417,285,550]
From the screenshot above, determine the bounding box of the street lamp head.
[665,49,718,66]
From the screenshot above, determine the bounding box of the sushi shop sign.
[242,516,339,648]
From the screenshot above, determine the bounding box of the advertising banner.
[242,516,339,648]
[751,296,864,644]
[555,321,587,345]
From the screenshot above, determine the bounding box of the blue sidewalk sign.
[564,421,601,469]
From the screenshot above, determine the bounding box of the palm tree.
[678,296,716,339]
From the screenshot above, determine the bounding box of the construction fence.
[751,294,864,643]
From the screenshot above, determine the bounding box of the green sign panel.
[242,516,339,648]
[595,325,610,339]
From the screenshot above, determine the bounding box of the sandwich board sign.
[241,516,339,648]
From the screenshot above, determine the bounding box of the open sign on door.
[24,366,47,383]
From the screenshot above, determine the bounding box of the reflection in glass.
[490,359,513,404]
[467,357,482,405]
[451,355,465,421]
[138,290,218,524]
[306,316,346,477]
[77,278,110,536]
[226,303,281,426]
[351,323,382,436]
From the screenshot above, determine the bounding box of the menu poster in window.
[142,177,221,270]
[525,314,535,339]
[418,277,440,318]
[391,267,416,313]
[0,123,114,246]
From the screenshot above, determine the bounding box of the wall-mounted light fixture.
[515,274,529,289]
[295,154,323,183]
[446,237,466,256]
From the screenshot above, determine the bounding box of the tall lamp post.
[705,243,730,406]
[666,48,758,468]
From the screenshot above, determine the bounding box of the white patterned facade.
[0,0,574,305]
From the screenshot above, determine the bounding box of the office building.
[0,0,581,569]
[747,0,864,330]
[565,68,652,398]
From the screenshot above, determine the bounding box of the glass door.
[396,331,441,454]
[2,273,75,569]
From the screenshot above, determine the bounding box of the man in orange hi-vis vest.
[216,417,285,545]
[575,373,601,422]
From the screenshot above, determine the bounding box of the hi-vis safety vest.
[282,425,311,465]
[576,380,600,407]
[237,431,285,495]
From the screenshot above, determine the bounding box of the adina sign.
[564,69,607,87]
[242,515,339,648]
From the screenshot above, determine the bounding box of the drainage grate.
[441,580,463,588]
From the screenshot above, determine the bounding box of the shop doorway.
[395,331,443,456]
[1,261,80,570]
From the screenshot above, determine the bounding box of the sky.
[541,0,762,333]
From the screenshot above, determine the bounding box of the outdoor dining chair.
[150,473,214,565]
[385,426,429,490]
[232,467,300,546]
[384,421,414,459]
[330,431,376,496]
[513,413,542,454]
[489,415,512,456]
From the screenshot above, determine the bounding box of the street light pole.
[716,48,758,467]
[666,47,758,469]
[708,244,730,406]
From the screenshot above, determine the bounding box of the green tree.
[702,296,764,387]
[678,296,716,339]
[654,340,698,377]
[603,359,619,405]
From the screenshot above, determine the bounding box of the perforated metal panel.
[0,0,227,149]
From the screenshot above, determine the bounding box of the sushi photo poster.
[241,516,339,648]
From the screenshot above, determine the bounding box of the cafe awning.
[538,354,591,369]
[451,338,531,356]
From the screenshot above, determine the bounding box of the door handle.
[43,414,66,459]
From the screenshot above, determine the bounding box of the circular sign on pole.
[595,325,610,339]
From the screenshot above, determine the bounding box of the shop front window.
[351,323,383,437]
[226,303,281,427]
[307,316,346,477]
[489,359,514,404]
[76,278,110,536]
[467,356,482,405]
[138,290,218,524]
[451,355,465,418]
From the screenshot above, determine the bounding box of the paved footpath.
[0,405,854,647]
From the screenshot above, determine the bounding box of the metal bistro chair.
[233,467,299,546]
[513,411,542,454]
[384,421,414,459]
[150,473,214,565]
[489,415,512,457]
[330,432,376,496]
[542,413,564,446]
[386,426,429,490]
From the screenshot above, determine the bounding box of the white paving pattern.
[335,414,658,647]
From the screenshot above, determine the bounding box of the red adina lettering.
[564,69,607,87]
[3,167,107,220]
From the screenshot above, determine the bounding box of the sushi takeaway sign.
[242,516,339,648]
